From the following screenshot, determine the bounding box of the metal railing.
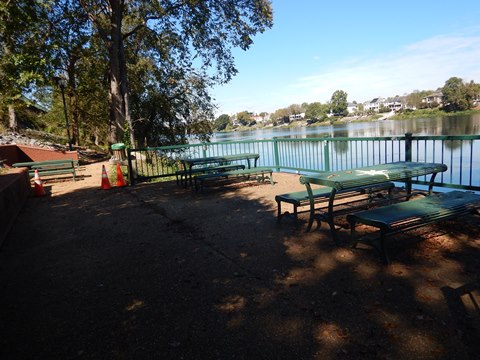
[127,133,480,191]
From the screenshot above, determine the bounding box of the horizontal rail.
[127,134,480,191]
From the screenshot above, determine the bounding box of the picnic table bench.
[179,153,260,188]
[346,190,480,264]
[275,182,395,230]
[13,159,77,181]
[175,164,245,186]
[194,166,274,192]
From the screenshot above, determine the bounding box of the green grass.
[390,108,480,120]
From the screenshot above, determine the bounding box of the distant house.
[289,113,305,121]
[364,97,385,112]
[385,97,403,111]
[422,92,443,106]
[347,102,357,114]
[252,113,270,123]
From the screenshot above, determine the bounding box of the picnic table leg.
[305,183,316,232]
[326,189,340,243]
[427,172,439,195]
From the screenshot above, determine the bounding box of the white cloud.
[292,34,480,103]
[213,33,480,115]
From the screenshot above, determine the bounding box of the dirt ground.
[1,162,479,359]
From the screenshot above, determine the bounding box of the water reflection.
[212,114,480,142]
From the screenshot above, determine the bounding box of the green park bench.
[346,190,480,264]
[194,166,274,192]
[13,159,77,181]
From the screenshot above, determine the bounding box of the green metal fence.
[127,133,480,191]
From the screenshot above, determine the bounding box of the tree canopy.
[304,102,329,122]
[213,114,230,131]
[80,0,273,145]
[0,0,273,146]
[330,90,348,116]
[442,77,478,112]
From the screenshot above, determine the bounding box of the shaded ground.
[1,162,479,359]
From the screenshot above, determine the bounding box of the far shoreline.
[219,108,480,134]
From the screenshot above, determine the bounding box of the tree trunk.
[82,0,135,147]
[67,58,80,146]
[107,0,135,146]
[8,104,18,132]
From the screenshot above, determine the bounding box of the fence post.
[127,147,135,185]
[201,142,208,157]
[405,132,412,162]
[323,140,330,171]
[273,137,280,172]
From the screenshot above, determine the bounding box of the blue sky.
[211,0,480,116]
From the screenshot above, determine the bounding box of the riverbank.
[224,109,480,134]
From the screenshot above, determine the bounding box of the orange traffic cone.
[101,165,111,190]
[116,163,127,187]
[33,169,46,197]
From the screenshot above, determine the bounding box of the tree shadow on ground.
[0,176,479,359]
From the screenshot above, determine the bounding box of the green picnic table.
[299,161,448,242]
[179,153,260,188]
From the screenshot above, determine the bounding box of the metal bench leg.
[350,220,358,248]
[380,230,391,265]
[293,205,298,226]
[277,201,282,222]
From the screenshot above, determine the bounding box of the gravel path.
[1,162,479,359]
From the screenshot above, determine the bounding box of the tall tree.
[213,114,230,131]
[80,0,273,145]
[287,103,303,116]
[0,1,54,131]
[406,90,431,109]
[271,108,290,124]
[236,111,252,126]
[305,102,329,122]
[330,90,348,116]
[51,1,94,146]
[442,77,471,112]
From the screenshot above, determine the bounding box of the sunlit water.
[212,114,480,142]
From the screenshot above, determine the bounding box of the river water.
[212,113,480,142]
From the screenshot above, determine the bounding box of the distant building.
[364,97,385,112]
[422,92,443,106]
[252,113,270,123]
[289,113,305,121]
[347,102,357,114]
[385,97,403,111]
